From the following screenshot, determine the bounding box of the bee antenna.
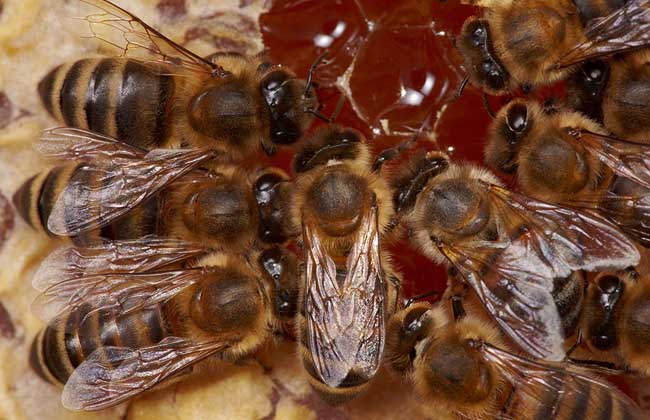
[305,94,346,123]
[455,75,470,100]
[304,51,330,97]
[372,108,435,173]
[482,93,496,119]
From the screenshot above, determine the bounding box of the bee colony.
[1,0,650,419]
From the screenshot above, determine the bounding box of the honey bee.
[390,152,639,361]
[29,237,300,411]
[288,126,401,403]
[564,59,610,124]
[385,303,644,419]
[485,98,650,247]
[457,0,650,95]
[568,268,650,376]
[38,0,319,159]
[12,128,292,249]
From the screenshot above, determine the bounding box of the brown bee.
[29,238,301,411]
[385,302,644,419]
[485,98,650,247]
[38,0,319,159]
[12,128,293,249]
[390,152,638,361]
[457,0,650,95]
[564,59,611,124]
[288,126,401,403]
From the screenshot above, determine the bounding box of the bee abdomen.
[296,315,367,404]
[552,272,585,338]
[12,163,83,235]
[38,58,176,150]
[30,304,168,385]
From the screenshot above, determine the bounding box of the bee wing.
[489,184,639,272]
[36,127,145,161]
[62,336,230,411]
[475,341,644,420]
[77,0,228,77]
[442,185,639,361]
[442,240,566,361]
[568,129,650,189]
[33,268,204,322]
[32,237,207,292]
[556,0,650,69]
[302,203,386,387]
[46,147,213,236]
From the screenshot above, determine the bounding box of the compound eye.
[597,275,621,294]
[471,24,486,47]
[506,103,529,134]
[261,70,289,98]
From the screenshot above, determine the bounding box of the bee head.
[260,68,318,150]
[386,303,433,374]
[485,100,533,174]
[458,17,511,96]
[258,247,300,320]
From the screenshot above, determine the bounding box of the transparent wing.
[77,0,228,77]
[474,340,644,420]
[36,127,145,160]
[488,184,639,273]
[33,237,207,291]
[441,240,566,361]
[440,185,639,361]
[302,203,386,387]
[46,148,213,236]
[556,0,650,68]
[33,268,205,322]
[567,128,650,189]
[62,336,229,411]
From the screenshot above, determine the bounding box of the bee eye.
[471,25,486,47]
[261,70,289,95]
[597,275,621,294]
[506,104,529,134]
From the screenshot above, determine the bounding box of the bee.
[390,151,639,361]
[385,302,644,419]
[288,126,401,403]
[37,0,319,159]
[564,59,611,124]
[567,268,650,376]
[457,0,650,95]
[29,237,300,411]
[12,128,293,249]
[485,98,650,247]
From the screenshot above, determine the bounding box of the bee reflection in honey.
[288,126,401,403]
[12,128,293,249]
[388,150,638,362]
[29,238,300,411]
[485,98,650,248]
[38,0,319,159]
[457,0,650,96]
[386,302,644,419]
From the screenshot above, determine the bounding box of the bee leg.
[566,328,583,358]
[404,290,440,308]
[482,93,496,119]
[372,108,435,173]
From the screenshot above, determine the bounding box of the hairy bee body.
[30,254,277,388]
[289,127,398,403]
[12,161,290,249]
[38,0,318,158]
[386,304,642,419]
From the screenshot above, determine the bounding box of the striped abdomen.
[12,163,164,245]
[30,303,169,385]
[552,271,586,338]
[38,58,177,150]
[499,371,638,420]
